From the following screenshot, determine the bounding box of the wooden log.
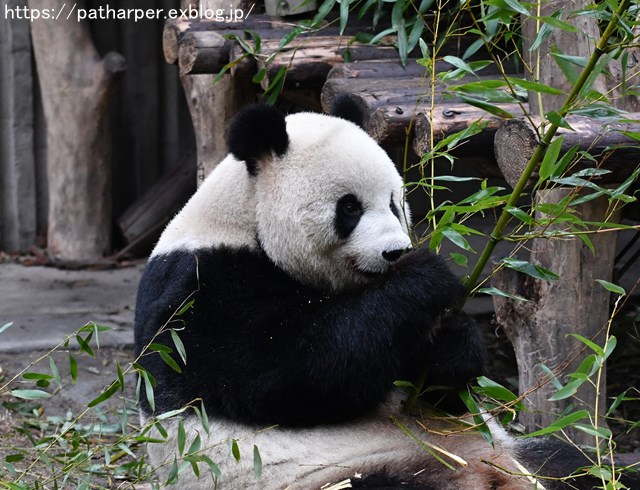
[322,76,521,149]
[117,152,196,257]
[493,189,620,438]
[494,115,640,189]
[163,15,285,64]
[178,0,256,183]
[321,77,438,126]
[29,0,125,261]
[258,41,401,89]
[327,59,429,80]
[413,102,525,154]
[179,31,230,76]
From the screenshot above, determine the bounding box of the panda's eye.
[337,195,363,217]
[342,201,361,216]
[335,194,363,239]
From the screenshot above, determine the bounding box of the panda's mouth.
[346,256,386,277]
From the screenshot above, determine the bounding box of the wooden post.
[178,0,255,184]
[28,0,125,262]
[493,191,620,439]
[492,0,618,444]
[0,0,37,251]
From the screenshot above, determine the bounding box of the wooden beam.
[163,15,285,65]
[494,115,640,189]
[413,103,525,154]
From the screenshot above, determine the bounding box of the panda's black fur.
[136,246,483,425]
[134,103,637,489]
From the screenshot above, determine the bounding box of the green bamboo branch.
[461,0,631,302]
[406,0,631,414]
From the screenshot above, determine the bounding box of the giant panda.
[134,103,620,489]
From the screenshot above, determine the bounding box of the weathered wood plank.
[413,103,525,154]
[163,14,286,64]
[117,152,196,257]
[494,115,640,188]
[179,0,256,183]
[0,1,37,251]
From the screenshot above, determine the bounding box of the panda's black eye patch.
[390,195,400,219]
[335,194,364,239]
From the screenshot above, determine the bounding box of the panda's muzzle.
[382,248,405,262]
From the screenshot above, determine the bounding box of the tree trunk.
[29,0,124,261]
[493,189,620,436]
[179,0,255,183]
[493,0,618,444]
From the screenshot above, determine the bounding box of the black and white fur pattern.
[134,104,616,489]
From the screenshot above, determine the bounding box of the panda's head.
[227,103,412,292]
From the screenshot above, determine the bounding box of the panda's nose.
[382,249,405,262]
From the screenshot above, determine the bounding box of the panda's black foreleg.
[422,311,487,387]
[411,311,487,414]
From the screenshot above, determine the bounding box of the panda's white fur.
[153,154,259,255]
[135,106,607,489]
[143,394,535,489]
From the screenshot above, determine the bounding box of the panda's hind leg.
[350,471,433,490]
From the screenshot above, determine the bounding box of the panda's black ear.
[330,94,365,129]
[227,104,289,176]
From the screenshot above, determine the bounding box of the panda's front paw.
[388,247,465,308]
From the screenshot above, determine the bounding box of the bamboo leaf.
[550,45,580,85]
[442,228,474,252]
[546,111,573,130]
[506,206,536,225]
[0,322,13,334]
[522,410,590,437]
[573,423,612,439]
[188,433,202,455]
[339,0,349,35]
[156,407,188,420]
[506,77,564,95]
[458,391,493,446]
[160,351,183,373]
[88,380,121,407]
[171,330,188,365]
[548,378,585,401]
[502,257,560,282]
[166,458,179,485]
[69,352,78,384]
[231,439,241,461]
[569,333,605,357]
[595,279,626,296]
[201,455,223,481]
[253,445,263,479]
[450,252,468,267]
[478,287,531,303]
[475,376,524,410]
[10,389,51,400]
[178,419,186,456]
[457,94,515,117]
[177,299,195,317]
